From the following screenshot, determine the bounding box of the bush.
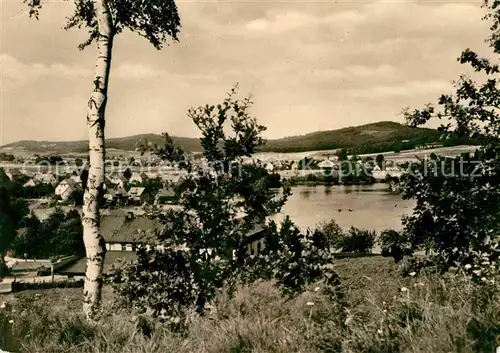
[316,219,344,250]
[378,229,412,262]
[11,279,84,292]
[338,227,376,253]
[240,217,341,299]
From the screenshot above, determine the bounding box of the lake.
[272,184,416,232]
[31,184,415,233]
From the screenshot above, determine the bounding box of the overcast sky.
[0,0,492,145]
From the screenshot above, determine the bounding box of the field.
[1,256,499,353]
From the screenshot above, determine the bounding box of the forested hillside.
[1,121,478,155]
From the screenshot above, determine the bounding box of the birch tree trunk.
[82,0,113,321]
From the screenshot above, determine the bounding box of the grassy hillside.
[0,121,476,155]
[1,257,498,353]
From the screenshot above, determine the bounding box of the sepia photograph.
[0,0,499,351]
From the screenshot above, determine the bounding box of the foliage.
[339,157,375,185]
[315,219,344,249]
[337,148,348,161]
[0,169,29,265]
[264,172,282,189]
[112,87,302,324]
[58,0,181,50]
[34,155,64,165]
[128,177,164,196]
[337,227,376,253]
[0,153,15,162]
[13,182,54,199]
[11,279,85,292]
[4,258,500,353]
[68,189,84,206]
[400,2,500,274]
[378,229,412,262]
[11,209,84,259]
[399,154,500,272]
[74,157,83,167]
[375,154,384,169]
[238,217,341,299]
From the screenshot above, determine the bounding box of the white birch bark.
[82,0,113,321]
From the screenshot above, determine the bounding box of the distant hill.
[0,121,477,155]
[0,134,202,154]
[260,121,476,155]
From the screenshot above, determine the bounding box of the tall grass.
[1,257,499,353]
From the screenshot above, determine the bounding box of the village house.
[155,186,177,204]
[103,187,128,204]
[5,169,23,182]
[34,172,58,186]
[55,213,267,277]
[55,178,80,200]
[110,174,128,189]
[129,172,149,184]
[317,159,335,170]
[265,162,274,173]
[128,187,152,205]
[23,178,40,187]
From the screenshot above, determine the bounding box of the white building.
[55,179,79,200]
[34,173,58,186]
[110,175,128,189]
[265,162,274,173]
[317,160,335,169]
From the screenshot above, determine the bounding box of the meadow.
[1,256,499,353]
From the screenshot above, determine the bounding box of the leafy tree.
[74,158,83,167]
[134,177,164,196]
[379,229,412,263]
[26,0,181,320]
[337,148,348,161]
[400,1,500,274]
[376,154,384,169]
[12,209,84,259]
[0,153,15,162]
[15,183,54,199]
[113,88,339,325]
[68,189,85,206]
[316,219,344,250]
[265,172,282,189]
[34,155,64,165]
[12,215,42,259]
[0,169,29,277]
[242,217,341,298]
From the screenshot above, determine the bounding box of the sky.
[0,0,493,145]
